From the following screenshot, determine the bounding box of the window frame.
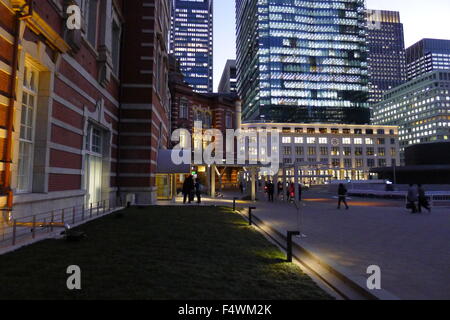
[17,64,39,193]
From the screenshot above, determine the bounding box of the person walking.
[288,183,295,202]
[406,184,418,213]
[417,184,431,213]
[194,179,202,204]
[267,181,275,202]
[277,181,283,198]
[337,183,349,210]
[239,181,244,194]
[182,175,194,204]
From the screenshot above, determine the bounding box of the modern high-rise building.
[235,0,370,124]
[170,0,213,93]
[406,39,450,80]
[366,9,407,104]
[373,70,450,162]
[218,60,237,93]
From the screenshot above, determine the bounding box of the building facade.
[118,0,171,205]
[218,59,237,93]
[241,123,400,184]
[366,9,406,104]
[0,0,125,217]
[406,39,450,80]
[373,70,450,162]
[169,56,240,192]
[170,0,213,93]
[235,0,370,124]
[0,0,171,221]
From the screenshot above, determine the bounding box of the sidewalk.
[165,190,450,300]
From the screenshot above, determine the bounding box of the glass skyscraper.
[170,0,213,93]
[366,10,406,104]
[236,0,370,124]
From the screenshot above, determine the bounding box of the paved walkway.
[163,190,450,300]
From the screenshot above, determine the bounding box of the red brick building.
[169,56,240,190]
[118,0,171,204]
[169,56,238,141]
[0,0,170,219]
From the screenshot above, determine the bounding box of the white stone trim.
[62,55,120,107]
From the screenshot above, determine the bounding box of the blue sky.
[213,0,450,91]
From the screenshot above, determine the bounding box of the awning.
[156,149,191,174]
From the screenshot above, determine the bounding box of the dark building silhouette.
[366,10,407,104]
[406,39,450,80]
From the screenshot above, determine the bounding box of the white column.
[211,165,216,198]
[294,164,299,205]
[251,167,256,201]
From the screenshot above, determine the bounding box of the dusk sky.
[213,0,450,91]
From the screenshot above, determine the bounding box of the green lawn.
[0,206,332,300]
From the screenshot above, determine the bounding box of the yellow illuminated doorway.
[156,174,173,200]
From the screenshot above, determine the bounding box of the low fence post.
[233,197,238,211]
[90,203,93,218]
[103,200,106,214]
[72,207,76,225]
[287,231,300,262]
[82,204,85,221]
[12,219,17,246]
[61,209,65,224]
[248,206,256,226]
[50,211,54,232]
[32,215,36,239]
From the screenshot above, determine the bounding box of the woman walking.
[337,183,349,210]
[407,184,418,213]
[417,184,431,213]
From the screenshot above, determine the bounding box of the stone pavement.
[162,190,450,300]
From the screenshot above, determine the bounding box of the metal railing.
[0,199,119,250]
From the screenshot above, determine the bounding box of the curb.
[239,208,400,300]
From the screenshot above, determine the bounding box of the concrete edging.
[239,208,400,300]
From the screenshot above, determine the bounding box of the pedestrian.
[239,181,244,194]
[337,183,349,210]
[417,184,431,213]
[406,184,418,213]
[195,179,202,204]
[288,183,295,202]
[277,181,283,196]
[267,181,275,202]
[182,175,194,204]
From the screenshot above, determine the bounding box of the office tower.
[406,39,450,80]
[235,0,370,124]
[241,123,399,182]
[373,70,450,161]
[366,9,407,104]
[218,60,237,93]
[170,0,213,93]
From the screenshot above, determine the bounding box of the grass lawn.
[0,206,333,300]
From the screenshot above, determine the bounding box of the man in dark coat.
[182,175,194,204]
[267,181,275,202]
[337,183,349,210]
[417,184,431,213]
